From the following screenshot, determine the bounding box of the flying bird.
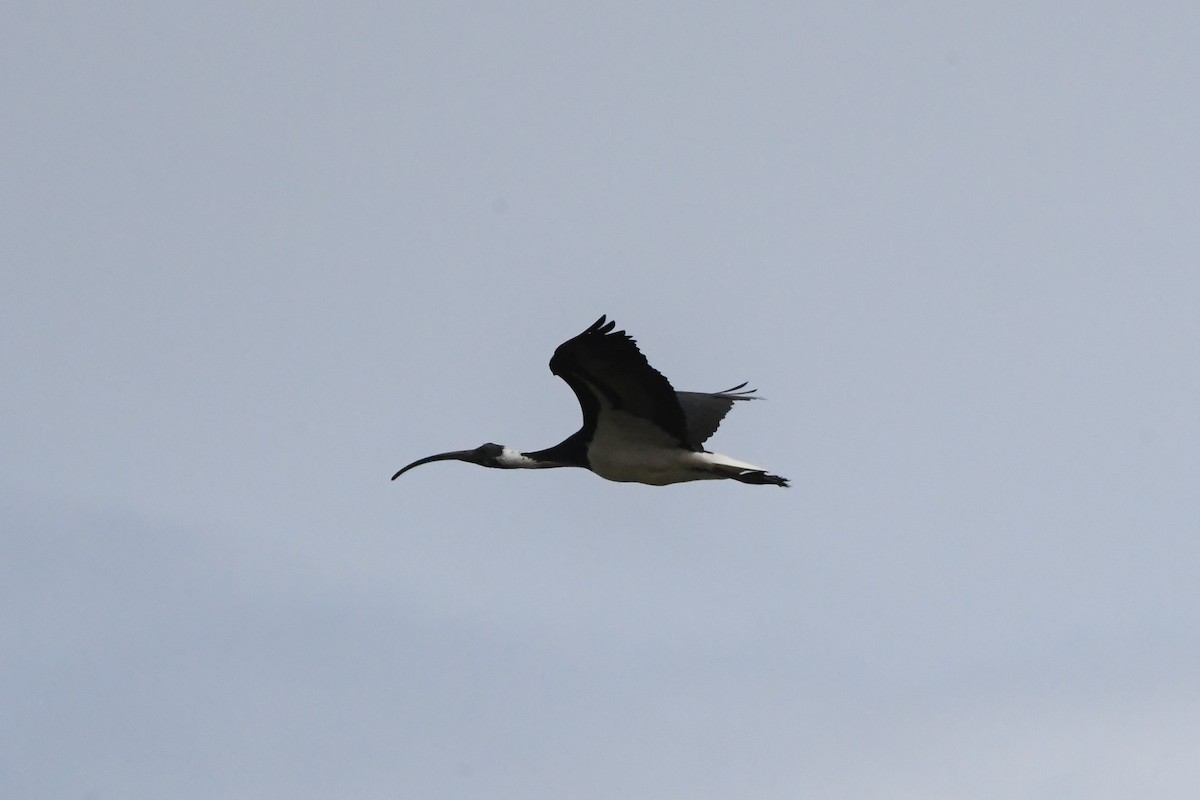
[392,316,789,487]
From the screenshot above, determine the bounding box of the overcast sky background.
[4,4,1199,799]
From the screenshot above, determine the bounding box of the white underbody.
[586,409,767,486]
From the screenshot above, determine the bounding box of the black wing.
[676,383,758,449]
[549,316,692,448]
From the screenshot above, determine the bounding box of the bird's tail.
[697,452,790,488]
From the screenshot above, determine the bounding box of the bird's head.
[391,442,512,480]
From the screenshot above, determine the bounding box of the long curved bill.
[391,449,479,480]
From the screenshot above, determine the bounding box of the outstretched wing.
[549,316,692,448]
[676,383,759,448]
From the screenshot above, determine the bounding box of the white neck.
[496,447,551,469]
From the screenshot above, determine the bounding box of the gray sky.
[4,4,1199,798]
